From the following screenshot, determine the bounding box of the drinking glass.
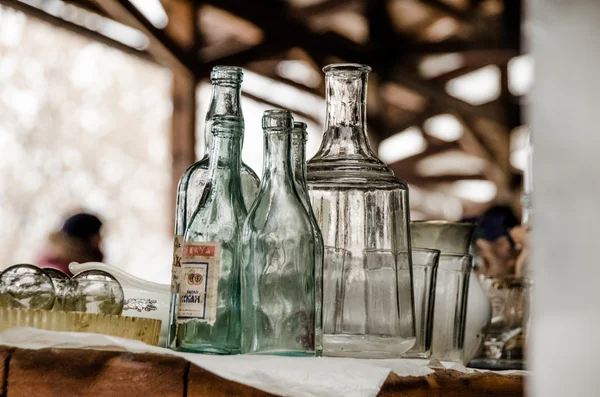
[403,248,440,359]
[431,254,471,363]
[470,276,532,369]
[339,249,415,358]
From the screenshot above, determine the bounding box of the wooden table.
[0,346,524,397]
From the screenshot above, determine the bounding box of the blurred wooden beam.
[171,72,197,196]
[429,66,481,85]
[406,38,511,54]
[168,0,198,227]
[0,0,154,63]
[454,114,508,191]
[294,0,361,18]
[503,0,522,53]
[243,92,320,125]
[245,61,325,97]
[419,0,473,21]
[95,0,197,75]
[211,0,510,128]
[62,0,108,16]
[196,40,286,77]
[210,0,367,65]
[390,65,505,124]
[160,0,197,51]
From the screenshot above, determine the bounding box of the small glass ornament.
[0,264,56,310]
[43,268,71,311]
[64,270,124,315]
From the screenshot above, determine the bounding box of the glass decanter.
[241,110,318,356]
[168,66,259,347]
[173,115,247,354]
[291,121,324,356]
[306,64,416,358]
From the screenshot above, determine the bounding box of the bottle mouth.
[292,121,308,139]
[262,109,293,130]
[211,66,243,83]
[323,63,372,75]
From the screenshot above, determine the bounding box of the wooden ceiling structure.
[0,0,524,219]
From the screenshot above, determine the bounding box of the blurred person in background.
[465,173,530,278]
[464,205,526,277]
[35,213,104,276]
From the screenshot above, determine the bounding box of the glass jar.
[307,63,416,358]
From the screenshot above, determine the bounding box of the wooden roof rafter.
[94,0,199,76]
[61,0,107,16]
[419,0,477,22]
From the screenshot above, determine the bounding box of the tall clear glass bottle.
[306,64,416,358]
[241,110,318,356]
[168,66,259,347]
[173,115,247,354]
[291,121,324,356]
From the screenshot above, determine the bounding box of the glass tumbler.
[471,276,532,370]
[431,254,472,363]
[403,248,440,359]
[352,249,416,358]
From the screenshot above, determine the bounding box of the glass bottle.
[173,115,247,354]
[306,64,416,358]
[168,66,259,347]
[241,110,317,356]
[291,121,324,356]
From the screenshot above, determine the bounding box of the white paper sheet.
[0,327,435,397]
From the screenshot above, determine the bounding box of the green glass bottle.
[291,122,324,357]
[174,115,246,354]
[241,110,318,356]
[168,66,259,348]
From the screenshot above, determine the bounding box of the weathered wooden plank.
[1,346,524,397]
[187,365,278,397]
[8,348,188,397]
[377,369,524,397]
[0,347,13,397]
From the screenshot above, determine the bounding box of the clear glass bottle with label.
[306,64,416,358]
[241,110,318,356]
[173,115,247,354]
[291,121,324,356]
[168,66,259,347]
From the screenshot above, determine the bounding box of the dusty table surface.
[0,346,524,397]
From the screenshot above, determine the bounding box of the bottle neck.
[291,133,308,190]
[322,72,375,158]
[207,133,242,189]
[204,83,242,155]
[262,132,294,189]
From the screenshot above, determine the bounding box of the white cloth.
[0,327,436,397]
[1,328,523,396]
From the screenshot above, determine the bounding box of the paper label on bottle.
[170,235,183,293]
[177,242,221,325]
